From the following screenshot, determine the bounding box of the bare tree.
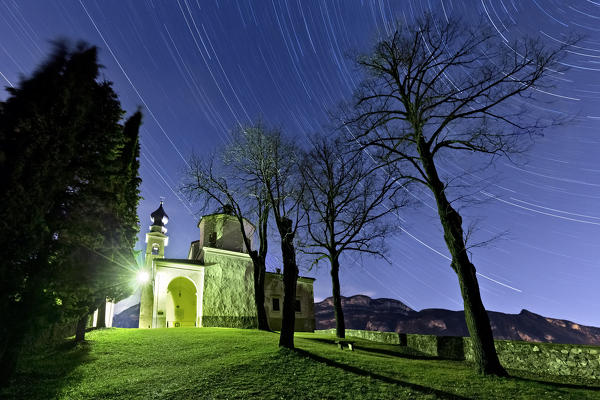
[182,155,270,331]
[345,13,573,376]
[224,122,304,349]
[300,135,403,339]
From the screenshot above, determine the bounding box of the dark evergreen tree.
[0,41,141,385]
[57,105,142,341]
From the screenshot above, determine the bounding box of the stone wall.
[316,329,599,379]
[406,334,465,359]
[202,248,257,328]
[463,338,600,380]
[316,329,406,345]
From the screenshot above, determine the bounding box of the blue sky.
[1,0,598,326]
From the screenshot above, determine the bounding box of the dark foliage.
[0,41,141,385]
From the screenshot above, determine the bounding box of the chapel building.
[138,202,316,331]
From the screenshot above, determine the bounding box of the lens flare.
[136,270,150,284]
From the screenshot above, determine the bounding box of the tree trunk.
[330,256,345,339]
[0,291,34,387]
[96,299,106,328]
[418,141,507,376]
[278,218,298,349]
[0,326,22,388]
[75,314,88,343]
[252,253,270,331]
[453,256,507,375]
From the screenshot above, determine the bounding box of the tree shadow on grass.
[293,348,469,400]
[303,337,439,360]
[0,339,94,400]
[353,344,441,360]
[301,338,600,393]
[507,371,600,391]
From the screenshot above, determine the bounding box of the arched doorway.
[166,277,197,327]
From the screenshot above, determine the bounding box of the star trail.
[1,1,598,327]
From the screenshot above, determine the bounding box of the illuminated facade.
[138,202,315,331]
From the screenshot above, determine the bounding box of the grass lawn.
[2,328,599,399]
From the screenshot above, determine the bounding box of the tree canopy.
[300,135,403,338]
[224,122,304,348]
[344,13,572,376]
[183,145,271,331]
[0,41,142,385]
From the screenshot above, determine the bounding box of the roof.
[265,271,316,282]
[197,212,256,229]
[158,258,204,266]
[151,202,169,227]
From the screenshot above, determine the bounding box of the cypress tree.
[0,41,141,385]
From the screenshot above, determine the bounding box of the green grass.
[2,328,599,399]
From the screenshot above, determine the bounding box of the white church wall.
[153,262,204,328]
[138,204,315,331]
[91,301,115,328]
[201,247,257,328]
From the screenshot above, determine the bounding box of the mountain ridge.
[315,295,600,345]
[113,294,600,345]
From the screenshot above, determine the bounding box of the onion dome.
[150,201,169,233]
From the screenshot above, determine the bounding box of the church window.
[272,298,280,312]
[295,299,301,313]
[152,244,160,255]
[208,232,217,247]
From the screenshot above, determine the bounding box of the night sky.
[1,1,598,327]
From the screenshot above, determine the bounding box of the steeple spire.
[150,201,169,233]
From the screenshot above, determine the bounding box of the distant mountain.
[315,294,414,332]
[315,295,600,345]
[113,303,140,328]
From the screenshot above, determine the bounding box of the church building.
[138,202,316,331]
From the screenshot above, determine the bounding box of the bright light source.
[137,270,150,284]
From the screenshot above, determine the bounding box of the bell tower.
[139,201,169,328]
[145,201,169,261]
